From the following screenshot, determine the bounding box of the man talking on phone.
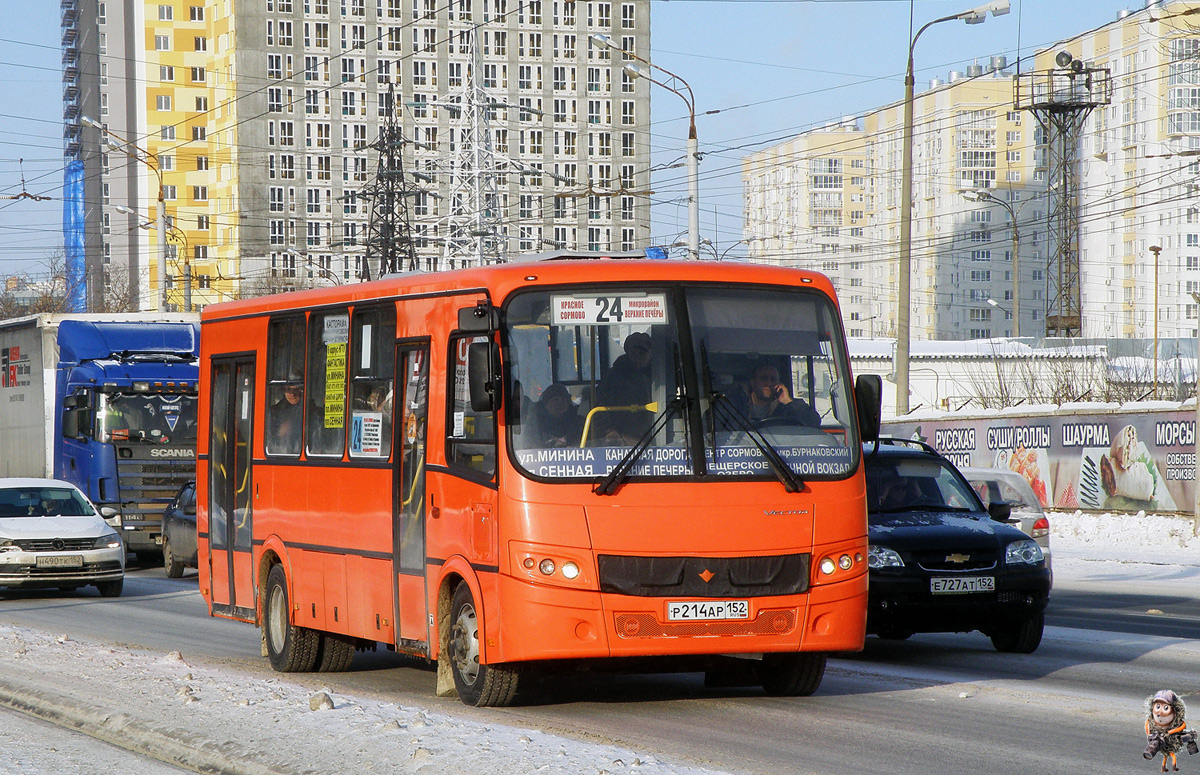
[741,361,821,427]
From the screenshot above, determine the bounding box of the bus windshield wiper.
[593,398,682,497]
[708,392,803,494]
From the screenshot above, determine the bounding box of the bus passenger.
[268,384,303,454]
[532,383,584,448]
[595,332,654,444]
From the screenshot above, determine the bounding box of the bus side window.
[349,306,395,459]
[265,316,306,457]
[447,334,496,477]
[306,311,350,458]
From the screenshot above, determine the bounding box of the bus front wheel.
[760,652,826,697]
[447,583,519,707]
[264,564,319,672]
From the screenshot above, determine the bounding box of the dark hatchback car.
[864,440,1051,653]
[161,481,197,578]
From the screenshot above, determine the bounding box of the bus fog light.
[522,557,536,570]
[819,557,836,575]
[561,561,580,580]
[838,554,853,570]
[539,559,556,575]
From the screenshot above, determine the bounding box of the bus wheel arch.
[442,578,519,707]
[261,560,319,672]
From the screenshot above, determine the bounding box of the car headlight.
[1005,539,1044,566]
[868,545,904,569]
[0,538,14,551]
[93,531,122,550]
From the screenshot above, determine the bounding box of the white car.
[0,478,125,596]
[961,467,1052,569]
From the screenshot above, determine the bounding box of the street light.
[82,116,168,311]
[115,204,192,311]
[1151,244,1162,398]
[590,33,700,261]
[964,187,1028,337]
[895,0,1010,415]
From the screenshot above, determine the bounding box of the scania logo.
[149,448,194,458]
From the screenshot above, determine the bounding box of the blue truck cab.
[52,319,199,557]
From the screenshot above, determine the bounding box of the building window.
[155,35,171,51]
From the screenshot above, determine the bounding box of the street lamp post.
[82,116,168,311]
[1151,244,1162,398]
[964,188,1032,337]
[590,33,699,261]
[114,205,191,311]
[895,0,1010,415]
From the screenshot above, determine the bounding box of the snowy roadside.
[0,510,1193,775]
[0,625,731,775]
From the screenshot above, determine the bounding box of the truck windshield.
[504,284,858,482]
[97,393,198,444]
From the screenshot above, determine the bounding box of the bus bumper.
[492,571,867,664]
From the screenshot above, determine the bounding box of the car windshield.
[0,487,96,518]
[97,392,197,444]
[867,458,982,516]
[504,284,858,482]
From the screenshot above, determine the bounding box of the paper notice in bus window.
[325,342,347,429]
[323,313,350,345]
[351,412,383,455]
[551,294,668,326]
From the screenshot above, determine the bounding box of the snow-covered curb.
[0,626,729,775]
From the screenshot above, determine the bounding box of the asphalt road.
[0,560,1190,775]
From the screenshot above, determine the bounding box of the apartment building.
[744,65,1038,341]
[63,0,652,310]
[745,0,1200,342]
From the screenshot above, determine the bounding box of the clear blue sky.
[0,0,1142,276]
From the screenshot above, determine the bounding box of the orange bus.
[197,254,881,706]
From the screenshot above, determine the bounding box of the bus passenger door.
[393,344,430,651]
[208,357,257,621]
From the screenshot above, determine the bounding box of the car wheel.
[989,612,1044,653]
[263,564,319,672]
[163,536,186,578]
[446,583,519,706]
[315,632,356,672]
[95,579,123,598]
[760,652,826,697]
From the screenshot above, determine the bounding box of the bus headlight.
[512,542,594,589]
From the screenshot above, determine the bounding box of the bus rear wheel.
[447,583,519,707]
[264,564,319,672]
[760,652,826,697]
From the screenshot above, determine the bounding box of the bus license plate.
[667,600,749,621]
[930,576,994,594]
[36,555,84,569]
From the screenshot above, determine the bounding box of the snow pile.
[0,627,727,775]
[1049,509,1200,566]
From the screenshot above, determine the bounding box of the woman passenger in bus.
[532,383,584,448]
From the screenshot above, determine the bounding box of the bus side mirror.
[467,340,502,413]
[457,302,499,333]
[854,374,882,442]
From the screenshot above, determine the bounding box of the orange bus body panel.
[196,258,868,677]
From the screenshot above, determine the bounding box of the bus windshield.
[505,284,858,482]
[97,392,198,444]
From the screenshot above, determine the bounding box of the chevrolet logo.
[945,553,971,564]
[698,569,714,583]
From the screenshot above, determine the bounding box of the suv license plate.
[667,600,750,621]
[36,555,84,569]
[930,576,994,594]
